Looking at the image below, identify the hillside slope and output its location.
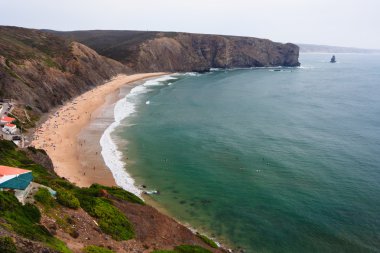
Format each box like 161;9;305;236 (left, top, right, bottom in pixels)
0;26;130;113
0;140;224;253
51;30;300;72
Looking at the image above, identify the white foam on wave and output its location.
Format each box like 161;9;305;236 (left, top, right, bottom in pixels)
177;72;200;77
100;75;176;197
210;68;222;71
297;65;315;69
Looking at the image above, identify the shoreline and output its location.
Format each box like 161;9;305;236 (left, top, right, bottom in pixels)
32;73;167;187
32;72;231;252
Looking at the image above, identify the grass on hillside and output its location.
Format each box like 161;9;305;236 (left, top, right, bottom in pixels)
196;234;218;248
0;140;144;247
34;187;56;209
151;245;212;253
82;245;115;253
0;191;71;253
73;186;135;241
0;236;17;253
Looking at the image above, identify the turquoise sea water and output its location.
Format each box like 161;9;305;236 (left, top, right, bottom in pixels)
114;54;380;252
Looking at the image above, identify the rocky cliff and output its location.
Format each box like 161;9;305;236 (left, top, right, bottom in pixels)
0;27;300;113
0;26;130;113
51;30;300;72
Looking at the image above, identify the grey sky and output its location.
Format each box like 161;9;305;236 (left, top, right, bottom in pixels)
1;0;379;49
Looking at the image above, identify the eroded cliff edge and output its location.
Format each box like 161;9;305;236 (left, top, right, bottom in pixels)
51;30;300;72
0;26;130;112
1;27;300;113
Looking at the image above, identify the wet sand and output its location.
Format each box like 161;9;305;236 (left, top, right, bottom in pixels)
32;73;166;187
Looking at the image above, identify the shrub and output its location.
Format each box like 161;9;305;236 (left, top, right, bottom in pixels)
34;187;55;208
74;188;134;241
51;178;76;190
57;189;80;209
87;184;144;205
83;245;115;253
27;146;38;154
0;192;70;253
197;234;218;248
174;245;212;253
0;236;17;253
23;203;41;223
69;230;80;239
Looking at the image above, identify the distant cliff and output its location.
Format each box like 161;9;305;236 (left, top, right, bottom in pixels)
0;26;130;113
50;30;300;72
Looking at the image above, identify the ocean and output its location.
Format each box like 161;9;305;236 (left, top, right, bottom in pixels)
102;54;380;253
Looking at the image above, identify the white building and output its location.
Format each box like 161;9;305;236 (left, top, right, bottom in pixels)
3;123;17;134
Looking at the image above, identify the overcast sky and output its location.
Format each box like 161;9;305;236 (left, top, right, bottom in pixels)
1;0;379;49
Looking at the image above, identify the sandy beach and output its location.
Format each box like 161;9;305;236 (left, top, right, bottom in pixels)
32;73;167;187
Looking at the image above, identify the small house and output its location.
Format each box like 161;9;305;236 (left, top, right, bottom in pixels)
0;116;16;126
3;123;17;134
0;165;33;204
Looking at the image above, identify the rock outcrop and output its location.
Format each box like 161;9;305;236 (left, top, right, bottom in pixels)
1;26;300;113
0;26;130;112
52;30;300;72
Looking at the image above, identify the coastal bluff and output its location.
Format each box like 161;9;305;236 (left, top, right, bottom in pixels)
50;30;301;72
0;26;131;113
1;26;300;113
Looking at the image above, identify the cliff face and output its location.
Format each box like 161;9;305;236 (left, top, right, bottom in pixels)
52;30;300;72
133;33;300;72
0;26;130;112
0;26;300;113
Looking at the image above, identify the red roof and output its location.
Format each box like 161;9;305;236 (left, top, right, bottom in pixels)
1;116;15;123
5;123;16;128
0;166;31;177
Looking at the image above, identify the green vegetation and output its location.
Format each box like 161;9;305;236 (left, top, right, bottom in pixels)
27;146;47;155
197;234;218;248
82;245;115;253
0;236;17;253
0;140;145;248
56;189;80;209
0;26;71;62
23;203;42;223
174;245;212;253
151;245;212;253
0;140;56;185
34;187;56;208
85;184;145;205
74;187;134;241
2;66;22;81
44;57;61;69
0;191;71;253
